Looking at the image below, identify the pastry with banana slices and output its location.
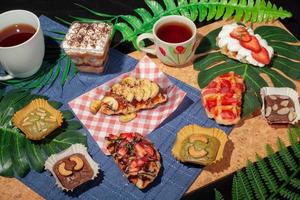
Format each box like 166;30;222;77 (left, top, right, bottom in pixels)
217;23;274;67
91;76;167;117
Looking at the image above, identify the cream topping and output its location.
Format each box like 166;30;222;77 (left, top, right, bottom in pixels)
62;22;112;55
217;23;274;67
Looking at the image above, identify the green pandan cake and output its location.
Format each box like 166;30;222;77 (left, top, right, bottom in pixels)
172;124;228;165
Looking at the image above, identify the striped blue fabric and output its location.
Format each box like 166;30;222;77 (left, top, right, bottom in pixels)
18;16;232;200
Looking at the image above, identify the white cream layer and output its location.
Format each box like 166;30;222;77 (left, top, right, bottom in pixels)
62;22;112;55
217;23;274;67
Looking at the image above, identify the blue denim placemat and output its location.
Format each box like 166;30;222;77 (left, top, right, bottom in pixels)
17;16;232;200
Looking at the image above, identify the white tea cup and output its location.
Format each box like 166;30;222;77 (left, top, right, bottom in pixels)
0;10;45;80
136;15;197;66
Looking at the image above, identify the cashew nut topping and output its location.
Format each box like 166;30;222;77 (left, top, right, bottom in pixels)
58;162;73;176
189;135;208;144
69;156;84;171
188;146;208;158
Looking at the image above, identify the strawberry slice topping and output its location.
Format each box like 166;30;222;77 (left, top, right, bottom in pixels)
144;145;155;157
137;158;146;166
220;79;232;93
251;47;270;65
117;147;128;156
134;143;147;158
221;110;236;120
128;159;140;173
120;132;135;142
206;99;217;110
221;96;238;105
240;36;261;53
229;26;251;42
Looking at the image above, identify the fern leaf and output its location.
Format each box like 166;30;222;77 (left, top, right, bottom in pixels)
266;144;289;181
145;0;164;16
121;15;143;31
276;138;298;172
71;0;292;50
163;0;179;15
223;0;236;20
113;22;135;41
255;153;278;193
246;160;267;199
234;0;246;21
214;189;224;200
236;171;254;200
214;0;226;20
279;188;300;200
290;178;300;190
189;0;199;21
134;8;153;23
232;175;241;200
288;129;300;160
207;0;218;21
198;0;208;22
178;0;191;19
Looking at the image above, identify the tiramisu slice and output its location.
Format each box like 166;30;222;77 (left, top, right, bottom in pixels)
62;22;112;74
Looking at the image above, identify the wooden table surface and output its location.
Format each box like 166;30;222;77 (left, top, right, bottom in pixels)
0;19;297;199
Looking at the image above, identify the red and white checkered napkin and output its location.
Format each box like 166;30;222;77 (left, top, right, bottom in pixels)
69;56;186;154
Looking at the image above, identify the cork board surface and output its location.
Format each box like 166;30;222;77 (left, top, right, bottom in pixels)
0;19;298;199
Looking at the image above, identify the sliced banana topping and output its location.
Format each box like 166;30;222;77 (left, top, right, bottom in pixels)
102;96;119;111
140;79;152;87
109;77;161;103
119;112;137;123
142;85;151;101
112;83;122;94
122;76;137;87
150;82;159;98
89;100;102;114
122;88;134;103
134;87;144;102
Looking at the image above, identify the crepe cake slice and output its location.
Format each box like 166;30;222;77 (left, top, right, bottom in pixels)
105;132;161;189
201;71;245;125
98;77;167;115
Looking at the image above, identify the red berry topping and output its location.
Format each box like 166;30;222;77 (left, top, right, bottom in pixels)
251;47;270;65
229;26;251;42
240;36;261;53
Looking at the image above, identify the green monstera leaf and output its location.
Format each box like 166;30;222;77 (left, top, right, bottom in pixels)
60;0;292;49
194;25;300;117
0;89;86;177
